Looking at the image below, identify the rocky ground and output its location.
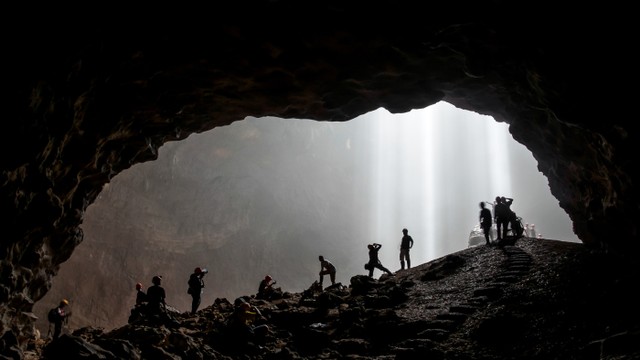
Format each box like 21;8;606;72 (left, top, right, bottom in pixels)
21;237;640;360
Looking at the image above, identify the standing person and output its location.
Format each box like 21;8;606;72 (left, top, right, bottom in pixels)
479;202;493;245
318;255;337;288
48;299;70;340
257;275;276;300
501;196;522;237
366;243;393;278
188;267;207;314
494;196;509;241
399;228;414;270
146;275;166;313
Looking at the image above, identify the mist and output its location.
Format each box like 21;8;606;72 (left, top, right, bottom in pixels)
35;101;578;332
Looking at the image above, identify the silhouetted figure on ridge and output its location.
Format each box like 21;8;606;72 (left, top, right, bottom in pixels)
318;255;337;288
129;282;148;324
494;196;509;242
366;243;393;278
257;275;276;300
479;202;493;245
501;196;515;224
399;228;414;270
188;267;207;314
146;275;166;314
135;282;147;305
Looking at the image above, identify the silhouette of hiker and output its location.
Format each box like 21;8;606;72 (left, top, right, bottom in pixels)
188;267;207;314
479;202;493;245
366;243;393;277
318;255;336;288
135;282;147;306
501;196;523;237
502;196;515;223
494;196;509;241
399;228;414;270
146;275;166;313
257;275;276;300
129;283;148;324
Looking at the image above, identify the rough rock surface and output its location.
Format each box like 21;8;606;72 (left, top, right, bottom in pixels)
1;2;639;356
21;238;640;359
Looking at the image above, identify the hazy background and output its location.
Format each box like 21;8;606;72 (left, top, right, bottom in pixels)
34;101;579;334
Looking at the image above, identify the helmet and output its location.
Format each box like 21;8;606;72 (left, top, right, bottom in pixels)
265;275;272;281
60;299;69;306
152;275;162;285
194;267;202;274
135;283;143;290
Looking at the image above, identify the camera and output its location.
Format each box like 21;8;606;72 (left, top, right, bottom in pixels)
202;268;209;274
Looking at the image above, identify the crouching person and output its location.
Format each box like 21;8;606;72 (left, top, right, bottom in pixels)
227;299;270;346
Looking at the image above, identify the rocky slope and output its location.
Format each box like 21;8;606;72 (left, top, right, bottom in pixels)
21;237;640;360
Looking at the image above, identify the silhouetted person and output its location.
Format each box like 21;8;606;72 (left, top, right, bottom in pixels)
257;275;276;300
399;228;414;270
479;202;493;245
48;299;70;340
135;282;147;305
227;300;270;345
318;255;336;288
129;282;148;324
494;196;509;241
502;196;515;224
146;275;166;313
366;243;393;277
188;267;207;314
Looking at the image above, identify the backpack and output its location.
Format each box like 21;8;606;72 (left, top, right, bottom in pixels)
47;308;59;323
188;274;201;292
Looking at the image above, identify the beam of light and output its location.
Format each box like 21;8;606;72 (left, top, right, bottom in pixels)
353;102;521;266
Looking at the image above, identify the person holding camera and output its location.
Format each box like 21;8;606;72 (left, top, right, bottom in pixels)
188;267;208;314
366;243;393;278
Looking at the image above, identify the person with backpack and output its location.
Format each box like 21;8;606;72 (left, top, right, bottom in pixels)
188;267;207;314
48;299;70;340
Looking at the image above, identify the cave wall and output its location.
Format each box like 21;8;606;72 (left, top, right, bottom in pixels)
1;2;638;354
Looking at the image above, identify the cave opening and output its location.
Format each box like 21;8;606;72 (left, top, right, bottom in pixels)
32;101;578;334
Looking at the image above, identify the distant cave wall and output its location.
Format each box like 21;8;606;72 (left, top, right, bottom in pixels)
1;5;638;354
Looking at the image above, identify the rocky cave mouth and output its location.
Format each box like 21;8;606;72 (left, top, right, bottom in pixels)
33;102;579;334
2;7;638;357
